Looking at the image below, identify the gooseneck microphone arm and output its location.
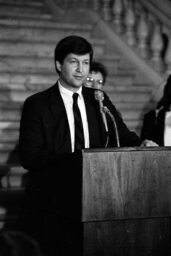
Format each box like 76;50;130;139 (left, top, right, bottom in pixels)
103;106;120;147
94;90;109;148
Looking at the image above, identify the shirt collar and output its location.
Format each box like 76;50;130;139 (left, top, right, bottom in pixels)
58;80;83;98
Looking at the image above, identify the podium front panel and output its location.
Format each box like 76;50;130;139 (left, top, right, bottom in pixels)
82;147;171;222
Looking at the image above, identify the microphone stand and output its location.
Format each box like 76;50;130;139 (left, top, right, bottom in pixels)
94;90;109;148
103;106;120;147
99;107;109;148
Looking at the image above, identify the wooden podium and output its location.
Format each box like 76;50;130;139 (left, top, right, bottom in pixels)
81;147;171;256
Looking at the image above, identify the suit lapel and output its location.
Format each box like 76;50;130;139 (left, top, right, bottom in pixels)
48;82;65;119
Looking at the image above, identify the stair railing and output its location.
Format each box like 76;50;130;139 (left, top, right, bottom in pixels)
48;0;171;100
52;0;171;73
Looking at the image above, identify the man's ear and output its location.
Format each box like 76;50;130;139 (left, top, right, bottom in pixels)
56;61;62;73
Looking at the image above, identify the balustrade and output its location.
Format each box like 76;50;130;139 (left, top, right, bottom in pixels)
165;35;171;74
124;1;136;46
112;0;124;34
150;23;165;72
52;0;171;77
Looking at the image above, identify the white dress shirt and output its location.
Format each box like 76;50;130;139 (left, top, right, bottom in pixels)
58;82;90;152
164;111;171;146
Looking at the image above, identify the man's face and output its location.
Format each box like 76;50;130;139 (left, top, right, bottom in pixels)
56;53;90;91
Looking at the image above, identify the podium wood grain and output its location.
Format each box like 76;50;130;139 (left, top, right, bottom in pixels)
82;147;171;256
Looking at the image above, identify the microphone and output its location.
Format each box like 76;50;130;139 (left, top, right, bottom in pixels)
103;106;120;147
94;90;108;133
94;90;120;147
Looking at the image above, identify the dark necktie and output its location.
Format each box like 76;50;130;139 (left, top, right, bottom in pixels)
73;93;85;151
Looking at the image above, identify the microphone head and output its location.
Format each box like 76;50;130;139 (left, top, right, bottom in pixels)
94;90;104;101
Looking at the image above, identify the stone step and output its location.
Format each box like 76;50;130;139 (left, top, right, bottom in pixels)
0;126;19;137
0;0;47;15
0;6;46;15
0;16;92;29
115;101;153;111
106;72;154;87
0;73;56;92
0;38;105;57
0;141;18;151
105;83;152;93
94;56;137;75
121;109;145;120
125;117;143;126
0;23;92;43
0;0;42;5
106;74;136;86
95;85;149;99
0;55;81;72
124;119;142;132
0;57;54;73
0;121;19;130
0;109;21;121
0;11;52;20
0;89;36;103
0;41;58;58
109;92;150;102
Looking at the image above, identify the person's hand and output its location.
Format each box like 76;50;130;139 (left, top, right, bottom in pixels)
140;139;159;147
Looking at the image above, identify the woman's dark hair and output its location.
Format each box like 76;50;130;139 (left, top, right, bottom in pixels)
54;35;94;74
90;61;108;84
0;230;42;256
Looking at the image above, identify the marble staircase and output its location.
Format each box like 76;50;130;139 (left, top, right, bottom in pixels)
0;0;158;228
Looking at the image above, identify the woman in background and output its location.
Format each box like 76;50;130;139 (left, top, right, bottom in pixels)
141;74;171;146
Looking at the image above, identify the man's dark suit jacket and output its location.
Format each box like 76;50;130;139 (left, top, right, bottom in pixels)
141;107;166;146
18;82;141;217
17;82;142;255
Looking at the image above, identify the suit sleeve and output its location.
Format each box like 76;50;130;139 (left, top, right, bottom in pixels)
140;110;156;141
103;93;142;147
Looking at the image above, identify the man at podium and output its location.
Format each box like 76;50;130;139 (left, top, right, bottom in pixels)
16;35;158;256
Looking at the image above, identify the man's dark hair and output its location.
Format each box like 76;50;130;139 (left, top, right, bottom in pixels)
90;61;108;84
54;35;94;74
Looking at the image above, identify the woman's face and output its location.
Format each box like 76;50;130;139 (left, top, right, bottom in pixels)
85;71;104;89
